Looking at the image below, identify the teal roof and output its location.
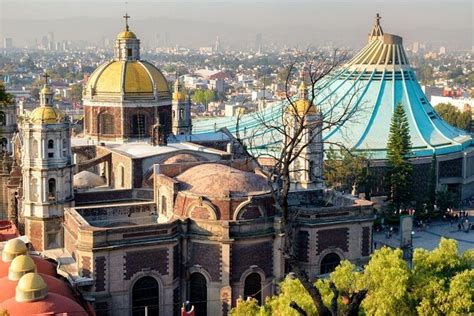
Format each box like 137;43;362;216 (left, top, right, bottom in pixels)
192;20;472;160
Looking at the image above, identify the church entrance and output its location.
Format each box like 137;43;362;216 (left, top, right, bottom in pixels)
189;272;207;316
132;276;159;316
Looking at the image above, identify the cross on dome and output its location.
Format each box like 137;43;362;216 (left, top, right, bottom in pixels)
123;12;131;31
42;72;50;85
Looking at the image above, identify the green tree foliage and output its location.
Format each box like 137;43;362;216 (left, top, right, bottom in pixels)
324;148;369;194
416;64;434;85
192;89;216;108
70;83;83;102
387;104;413;210
426;154;437;213
0;81;14;106
435;187;459;212
434;103;472;131
412;238;474;315
230;239;473;316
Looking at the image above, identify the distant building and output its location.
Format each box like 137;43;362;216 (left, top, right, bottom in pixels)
3;38;13;51
439;46;446;55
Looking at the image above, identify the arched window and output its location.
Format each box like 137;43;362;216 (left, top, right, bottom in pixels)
132;276;159;316
0;112;6;126
161;195;167;215
320;253;341;275
47;140;54;158
62;138;67;157
0;138;7;152
30;178;38;202
244;273;262;305
32;139;38;158
132;114;147;137
100;113;114;135
48;178;56;200
179;108;184;120
189;273;207;316
117;166;125;188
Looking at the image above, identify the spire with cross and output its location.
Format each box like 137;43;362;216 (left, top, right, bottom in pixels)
369;13;384;41
123;12;131;31
42;71;50;86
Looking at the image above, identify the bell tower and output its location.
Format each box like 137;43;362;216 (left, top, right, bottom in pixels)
171;78;192;135
286;68;324;191
21;73;74;251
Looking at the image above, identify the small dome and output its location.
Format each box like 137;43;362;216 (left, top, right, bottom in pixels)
73;170;106;189
176;163;269;197
29;106;64;124
117;30;137;39
40;86;52;94
2;239;27;262
290;99;317;115
85;60;170;98
9;255;36;281
163;153;205;164
16;273;48;302
0;292;88;315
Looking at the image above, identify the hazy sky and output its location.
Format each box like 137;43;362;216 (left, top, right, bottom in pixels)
1;0;472;49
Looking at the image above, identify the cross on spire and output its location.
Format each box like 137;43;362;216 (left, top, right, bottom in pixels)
123;12;131;31
375;13;381;25
42;72;50;85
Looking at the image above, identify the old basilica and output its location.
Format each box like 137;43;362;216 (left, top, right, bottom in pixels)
0;16;374;316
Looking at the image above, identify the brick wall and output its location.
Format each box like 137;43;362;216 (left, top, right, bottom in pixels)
81;256;92;278
124;248;169;280
189;242;221;281
316;228;349;254
297;231;309;262
231;241;273;282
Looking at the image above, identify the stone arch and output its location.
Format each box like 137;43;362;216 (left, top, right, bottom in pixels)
189;272;207;316
186;199;218;220
234;200;264;220
188;267;212;316
239;267;266;305
0;138;7;152
319;251;343;275
129;272;164;316
0;111;6;126
115;163;125;188
99;112;115;135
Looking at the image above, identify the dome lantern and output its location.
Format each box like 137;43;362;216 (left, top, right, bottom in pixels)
115;12;140;61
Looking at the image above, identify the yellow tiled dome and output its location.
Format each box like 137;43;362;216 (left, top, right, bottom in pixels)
2;239;27;262
29;106;64;124
40;86;52;95
117;30;137;39
85;60;170;98
292;99;317;115
9;255;36;280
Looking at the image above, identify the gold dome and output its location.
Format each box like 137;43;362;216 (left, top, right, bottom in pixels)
9;255;36;280
16;273;48;302
29;105;64;124
2;239;27;262
85;60;170;98
292;99;317;115
117;30;137;39
40;86;52;94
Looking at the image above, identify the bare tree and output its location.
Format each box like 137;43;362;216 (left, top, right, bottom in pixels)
234;50;368;315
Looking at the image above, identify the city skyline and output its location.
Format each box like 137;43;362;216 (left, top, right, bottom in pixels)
1;1;472;50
